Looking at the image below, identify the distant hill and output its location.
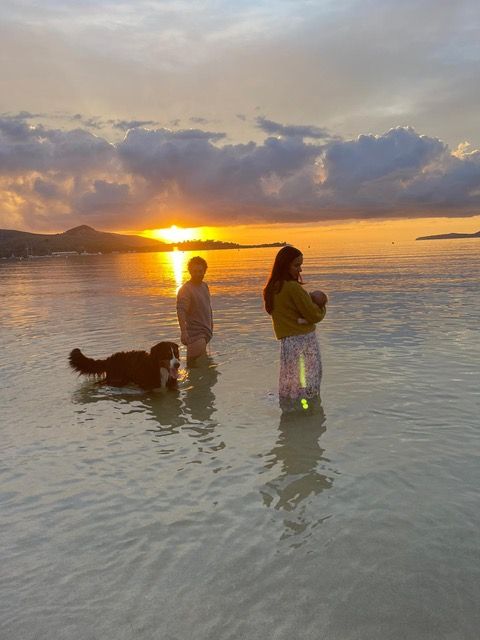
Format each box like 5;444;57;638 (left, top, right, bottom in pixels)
0;225;286;258
416;230;480;240
0;225;165;257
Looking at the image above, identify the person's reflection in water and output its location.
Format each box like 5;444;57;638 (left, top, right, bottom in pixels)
261;399;333;540
174;355;221;462
182;354;219;425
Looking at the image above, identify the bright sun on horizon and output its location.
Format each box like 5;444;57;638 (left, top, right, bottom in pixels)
141;225;204;244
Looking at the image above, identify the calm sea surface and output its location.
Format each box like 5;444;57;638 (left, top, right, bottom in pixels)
1;238;479;639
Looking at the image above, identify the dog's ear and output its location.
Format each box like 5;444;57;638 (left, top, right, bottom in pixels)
150;343;167;361
171;342;180;358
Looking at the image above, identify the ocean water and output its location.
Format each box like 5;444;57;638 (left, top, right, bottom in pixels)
1;239;479;640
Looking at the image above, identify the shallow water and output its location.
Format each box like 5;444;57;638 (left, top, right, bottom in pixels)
1;239;479;639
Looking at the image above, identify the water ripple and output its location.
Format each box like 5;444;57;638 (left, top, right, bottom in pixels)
1;244;479;639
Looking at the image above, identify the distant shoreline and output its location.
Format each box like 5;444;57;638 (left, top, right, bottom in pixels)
416;230;480;240
1;243;287;260
0;225;286;258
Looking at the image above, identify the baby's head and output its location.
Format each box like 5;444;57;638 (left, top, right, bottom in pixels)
310;290;328;308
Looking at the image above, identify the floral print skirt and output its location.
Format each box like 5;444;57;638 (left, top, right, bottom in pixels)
279;331;322;401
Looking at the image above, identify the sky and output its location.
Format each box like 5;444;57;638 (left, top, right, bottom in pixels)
1;0;480;240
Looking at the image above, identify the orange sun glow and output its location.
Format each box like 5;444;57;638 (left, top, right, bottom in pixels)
142;225;199;243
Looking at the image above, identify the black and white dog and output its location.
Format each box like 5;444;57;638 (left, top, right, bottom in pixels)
69;341;180;390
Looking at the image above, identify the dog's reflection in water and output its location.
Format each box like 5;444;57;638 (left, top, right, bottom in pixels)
145;355;219;438
261;399;334;540
72;354;218;426
71;380;150;405
145;389;184;433
71;379;182;429
148;356;220;461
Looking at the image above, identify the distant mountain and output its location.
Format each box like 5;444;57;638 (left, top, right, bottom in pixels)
0;225;286;258
0;225;164;257
416;230;480;240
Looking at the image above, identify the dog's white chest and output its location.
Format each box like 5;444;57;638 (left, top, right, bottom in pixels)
160;367;169;388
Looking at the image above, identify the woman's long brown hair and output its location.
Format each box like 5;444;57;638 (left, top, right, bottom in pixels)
263;245;303;314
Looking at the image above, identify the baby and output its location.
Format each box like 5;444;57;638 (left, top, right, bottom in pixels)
298;290;328;324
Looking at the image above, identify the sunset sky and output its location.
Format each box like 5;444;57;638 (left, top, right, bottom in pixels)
1;0;480;243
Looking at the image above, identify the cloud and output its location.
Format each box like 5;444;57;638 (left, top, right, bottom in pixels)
0;116;114;174
112;119;157;131
2;0;479;152
314;128;480;216
0;116;34;141
189;117;210;125
33;177;62;199
117;127;320;220
74;180;132;215
256;117;333;140
70;114;105;130
1;114;480;231
324;127;447;189
1;110;45;121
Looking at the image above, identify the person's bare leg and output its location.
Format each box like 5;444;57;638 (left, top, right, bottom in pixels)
186;337;207;364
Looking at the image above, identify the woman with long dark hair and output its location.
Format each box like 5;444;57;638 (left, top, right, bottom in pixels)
263;245;327;407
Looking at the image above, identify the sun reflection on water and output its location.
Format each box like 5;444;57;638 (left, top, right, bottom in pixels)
170;248;186;293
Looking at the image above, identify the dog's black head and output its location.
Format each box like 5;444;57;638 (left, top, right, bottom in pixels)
150;341;181;383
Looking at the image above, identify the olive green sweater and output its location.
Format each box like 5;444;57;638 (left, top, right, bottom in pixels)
271;280;326;339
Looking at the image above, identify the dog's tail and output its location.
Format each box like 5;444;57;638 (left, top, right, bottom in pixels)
69;348;107;377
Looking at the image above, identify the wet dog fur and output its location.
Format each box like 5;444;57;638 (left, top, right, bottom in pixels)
69;341;180;390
